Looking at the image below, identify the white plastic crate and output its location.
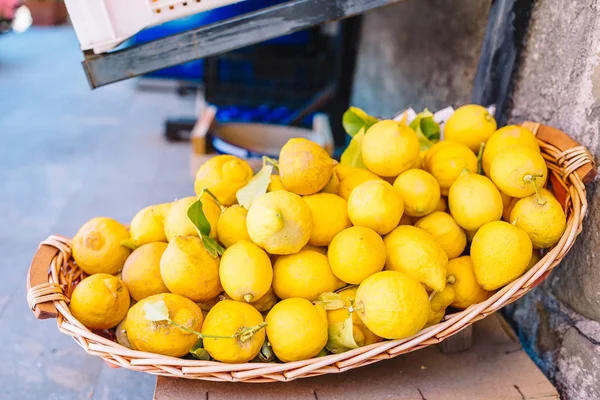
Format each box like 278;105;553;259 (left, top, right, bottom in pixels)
64;0;243;54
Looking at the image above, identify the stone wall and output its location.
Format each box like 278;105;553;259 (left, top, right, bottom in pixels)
505;0;600;399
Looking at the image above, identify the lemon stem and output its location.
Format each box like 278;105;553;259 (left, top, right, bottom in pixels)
243;294;254;303
446;275;456;285
428;291;437;301
201;188;226;212
476;142;485;175
263;156;279;172
237;322;268;343
523;174;547;205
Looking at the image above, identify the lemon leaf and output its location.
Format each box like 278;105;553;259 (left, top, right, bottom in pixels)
201;236;225;258
326;314;359;354
143;300;170;322
187;198;211;237
236;164;273;210
314;292;346;311
340;128;367;169
189;339;211;360
120;238;138;251
316;348;330;357
259;341;275;362
343;107;379;137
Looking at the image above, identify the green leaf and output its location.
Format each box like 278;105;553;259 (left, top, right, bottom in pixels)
187;198;211;237
409;109;440;152
201;236;225;258
340;128;367;169
259;341;275;362
189;339;211;360
326;314;359;354
342;107;379;137
420;117;441;141
236;164;273;210
143;300;170;322
314;292;346;311
120;238;138;251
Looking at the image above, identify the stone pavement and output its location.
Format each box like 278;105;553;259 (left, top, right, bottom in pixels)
0;27;196;399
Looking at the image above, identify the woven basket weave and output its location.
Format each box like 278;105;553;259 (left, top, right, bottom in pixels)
26;122;596;383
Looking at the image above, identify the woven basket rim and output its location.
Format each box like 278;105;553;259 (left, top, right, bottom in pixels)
27;122;595;382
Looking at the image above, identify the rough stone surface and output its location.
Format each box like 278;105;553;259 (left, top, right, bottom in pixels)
506;0;600;398
351;0;490;117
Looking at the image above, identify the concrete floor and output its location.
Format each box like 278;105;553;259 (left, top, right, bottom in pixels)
0;27;197;399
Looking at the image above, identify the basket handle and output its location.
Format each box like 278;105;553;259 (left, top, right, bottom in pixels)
26;242;62;320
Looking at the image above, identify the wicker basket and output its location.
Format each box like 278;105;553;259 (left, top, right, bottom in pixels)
26;122;596;383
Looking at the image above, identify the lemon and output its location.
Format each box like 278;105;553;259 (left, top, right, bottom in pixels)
194;155;254;206
279;138;336;195
510;188;566;249
361;120;420;177
202;300;266;363
219;240;273;303
122;242;170;302
384;225;448;292
471;221;533;290
160;236;222;302
500;192;516;221
69;273;130;330
320;172;340;194
126;293;203;357
528;249;542;271
303;193;351;246
415;211;466;259
266;298;328;362
466;229;477;243
435;196;448;212
273;250;342;301
347;180;404;235
444;105;497;152
164;195;220;241
129;203;171;246
490;146;548;198
196;292;229;312
267;175;286;192
216;205;250;248
334;164;382;200
355;271;429;339
448;170;503;231
393;169;440;217
424;141;478;195
427;286;455;326
482;125;540;176
246;191;312;255
72;217;131;275
301;244;327;255
115;318;132;349
328;226;386;284
398;214;414;226
447;256;490;309
327;287;381;346
249;286;279;313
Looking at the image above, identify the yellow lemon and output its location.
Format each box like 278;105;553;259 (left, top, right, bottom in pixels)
427;286;455;326
510;188;566;249
246;191;312;255
194;155;254;206
444;104;497;152
347;180;404;235
265;298;328;362
249;286;279;313
471;221;533;290
202;300;266;363
448;170;503;231
482;125;540;176
72;217;131;275
129;203;171;246
328;226;386;284
216;205;250;248
435;196;448;212
398;214;414;226
528;249;542;271
273;250;342;301
219;240;273;303
355;271;429;339
361;120;420;177
334;164;382;200
279;138;336;195
301;244;327;255
320;172;340;194
384;225;448;292
424;141;478;195
122;242;170;302
115;317;132;349
393;169;440;217
69;273;130;330
490;146;548;198
267;175;286;192
415;211;466;259
126;293;203;357
303;193;351;246
327;287;381;347
160;236;222;302
164;195;220;241
196;292;229;312
447;256;490;309
500;192;516;221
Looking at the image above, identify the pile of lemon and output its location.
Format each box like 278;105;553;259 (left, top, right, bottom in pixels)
67;104;567;364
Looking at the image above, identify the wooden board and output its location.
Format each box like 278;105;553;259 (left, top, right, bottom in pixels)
153;315;558;400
